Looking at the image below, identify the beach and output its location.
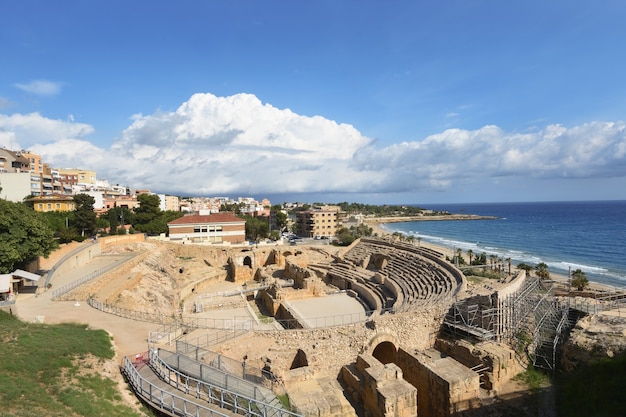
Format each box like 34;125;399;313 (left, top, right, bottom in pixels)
366;217;613;292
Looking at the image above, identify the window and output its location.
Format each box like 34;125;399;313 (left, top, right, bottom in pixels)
56;203;61;209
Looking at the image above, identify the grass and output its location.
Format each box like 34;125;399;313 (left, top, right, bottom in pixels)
0;310;152;417
514;367;551;392
554;352;626;417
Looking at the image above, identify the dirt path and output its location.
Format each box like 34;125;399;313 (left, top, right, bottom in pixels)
15;255;160;359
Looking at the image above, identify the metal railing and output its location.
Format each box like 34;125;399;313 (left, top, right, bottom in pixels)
88;297;178;324
51;264;122;300
150;349;301;417
121;354;233;417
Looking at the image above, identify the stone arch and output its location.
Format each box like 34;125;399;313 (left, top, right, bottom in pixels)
290;348;309;370
372;341;397;364
366;331;400;365
243;256;253;269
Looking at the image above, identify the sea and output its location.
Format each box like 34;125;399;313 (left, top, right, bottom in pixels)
380;200;626;289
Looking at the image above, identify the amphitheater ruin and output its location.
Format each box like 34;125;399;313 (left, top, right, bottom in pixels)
41;233;623;417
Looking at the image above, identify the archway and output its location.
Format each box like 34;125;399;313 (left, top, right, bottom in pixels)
372;341;397;365
243;256;253;269
290;349;309;370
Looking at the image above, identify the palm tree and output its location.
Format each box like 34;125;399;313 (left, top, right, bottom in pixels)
517;263;534;277
456;248;464;265
467;249;474;265
535;262;550;280
489;254;497;270
571;269;589;291
506;257;512;275
406;235;415;245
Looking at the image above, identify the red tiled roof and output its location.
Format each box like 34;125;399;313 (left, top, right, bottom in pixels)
167;212;245;225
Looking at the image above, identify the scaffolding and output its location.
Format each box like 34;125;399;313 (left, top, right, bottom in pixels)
443;277;572;370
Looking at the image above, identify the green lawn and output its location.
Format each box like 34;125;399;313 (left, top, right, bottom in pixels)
0;310;152;417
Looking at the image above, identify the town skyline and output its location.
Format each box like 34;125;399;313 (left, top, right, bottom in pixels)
2;2;626;204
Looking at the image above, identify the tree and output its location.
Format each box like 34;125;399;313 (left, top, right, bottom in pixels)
134;194;161;226
245;216;269;242
0;200;57;273
535;262;550;280
73;194;97;237
467;249;474;265
571;269;589;291
517;263;534;276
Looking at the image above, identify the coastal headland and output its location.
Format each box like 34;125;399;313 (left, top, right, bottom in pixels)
365;213;498;224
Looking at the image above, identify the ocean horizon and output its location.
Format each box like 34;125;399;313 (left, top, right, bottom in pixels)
380;200;626;288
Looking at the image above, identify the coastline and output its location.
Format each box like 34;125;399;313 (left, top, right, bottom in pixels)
365;217;615;292
365;214;498;224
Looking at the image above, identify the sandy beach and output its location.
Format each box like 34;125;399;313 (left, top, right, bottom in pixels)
365;217;615;292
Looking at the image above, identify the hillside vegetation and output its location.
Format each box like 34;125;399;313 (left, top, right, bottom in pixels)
0;310;151;417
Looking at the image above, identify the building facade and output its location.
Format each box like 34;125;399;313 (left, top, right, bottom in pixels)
295;206;342;238
29;194;76;212
167;212;246;244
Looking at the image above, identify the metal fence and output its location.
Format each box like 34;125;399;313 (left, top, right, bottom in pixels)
176;342;275;389
152;349;300;417
50;265;118;300
121;355;233;417
88;297;178;324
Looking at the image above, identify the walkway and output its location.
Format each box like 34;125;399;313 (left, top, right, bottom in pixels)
14;254;161;357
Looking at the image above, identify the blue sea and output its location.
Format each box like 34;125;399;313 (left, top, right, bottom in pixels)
380;201;626;288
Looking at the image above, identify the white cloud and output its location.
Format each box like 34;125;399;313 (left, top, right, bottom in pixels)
14;80;63;96
2;93;626;199
0;113;94;149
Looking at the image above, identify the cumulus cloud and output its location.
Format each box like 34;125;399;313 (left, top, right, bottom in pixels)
2;92;626;198
14;80;63;96
354;122;626;192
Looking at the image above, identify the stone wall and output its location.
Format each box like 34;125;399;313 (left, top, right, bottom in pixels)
340;353;417;417
397;348;481;417
435;338;522;392
60;250;152;301
101;233;145;249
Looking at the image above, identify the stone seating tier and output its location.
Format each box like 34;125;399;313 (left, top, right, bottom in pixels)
341;238;463;312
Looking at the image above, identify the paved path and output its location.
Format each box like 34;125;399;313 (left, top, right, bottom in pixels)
14;256;160;358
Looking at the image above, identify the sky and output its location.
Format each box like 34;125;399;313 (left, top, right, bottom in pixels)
1;1;626;205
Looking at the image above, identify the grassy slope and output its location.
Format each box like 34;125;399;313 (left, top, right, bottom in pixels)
0;310;151;417
555;351;626;417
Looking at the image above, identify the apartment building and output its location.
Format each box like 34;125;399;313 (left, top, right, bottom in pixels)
158;194;180;212
295;205;343;238
0;149;72;201
58;168;97;190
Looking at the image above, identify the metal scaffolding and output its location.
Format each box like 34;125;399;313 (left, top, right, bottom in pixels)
443;277;572;370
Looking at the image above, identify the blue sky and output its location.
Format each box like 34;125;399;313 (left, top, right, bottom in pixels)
1;1;626;204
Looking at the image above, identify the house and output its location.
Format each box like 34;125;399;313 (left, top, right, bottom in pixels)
167;212;246;244
27;194;76;212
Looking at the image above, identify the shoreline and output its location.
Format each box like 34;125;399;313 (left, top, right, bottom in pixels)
365;214;498;224
365;217;619;293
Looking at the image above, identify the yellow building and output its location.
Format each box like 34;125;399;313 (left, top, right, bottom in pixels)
28;194;76;212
